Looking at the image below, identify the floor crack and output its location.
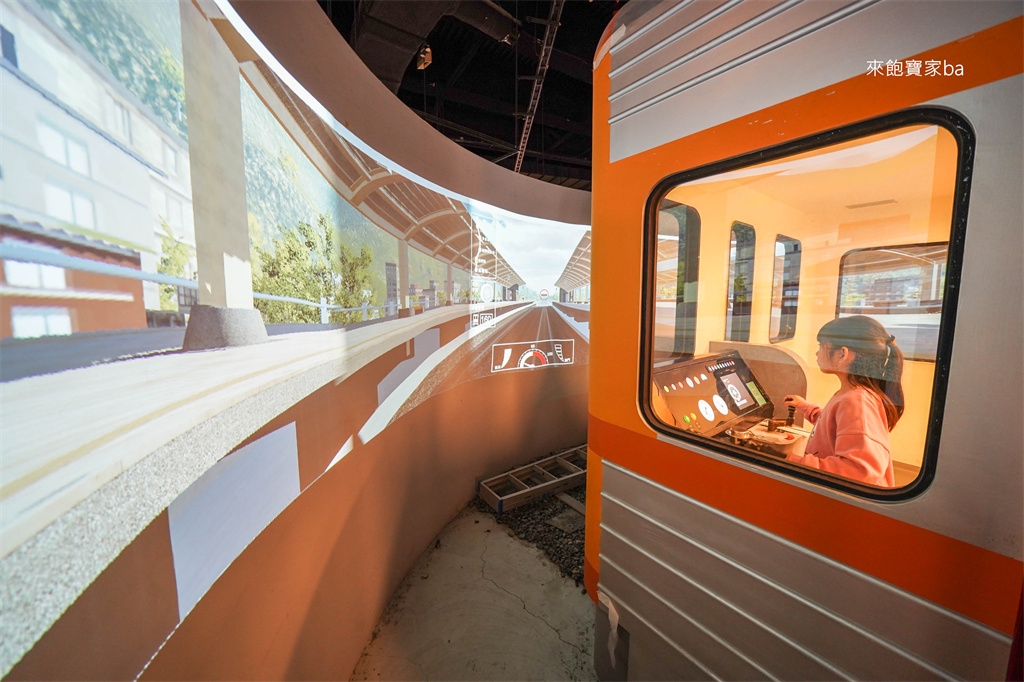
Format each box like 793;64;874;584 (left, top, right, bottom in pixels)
479;534;584;655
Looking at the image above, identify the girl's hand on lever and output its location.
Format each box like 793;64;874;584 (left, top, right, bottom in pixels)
784;395;808;411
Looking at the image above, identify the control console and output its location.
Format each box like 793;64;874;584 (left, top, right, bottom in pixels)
652;350;808;457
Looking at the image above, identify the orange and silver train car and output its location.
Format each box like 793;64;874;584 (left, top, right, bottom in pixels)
586;1;1023;679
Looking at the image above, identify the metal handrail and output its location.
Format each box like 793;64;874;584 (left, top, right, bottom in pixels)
0;241;427;322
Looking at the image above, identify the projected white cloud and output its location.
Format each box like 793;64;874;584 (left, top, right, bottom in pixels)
465;201;588;294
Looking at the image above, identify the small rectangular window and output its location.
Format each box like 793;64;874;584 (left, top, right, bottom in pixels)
38;123;67;166
770;235;800;343
72;194;95;229
653;203;700;359
838;243;947;362
38;121;90;176
67;139;89;175
44;182;94;228
4;260;42;288
11;307;72;338
107;98;131;141
163;141;178;175
44;183;74;223
725;222;755;342
5;260;66;290
2;25;18;68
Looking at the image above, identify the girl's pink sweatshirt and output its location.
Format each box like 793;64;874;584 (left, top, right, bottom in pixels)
788;387;895;488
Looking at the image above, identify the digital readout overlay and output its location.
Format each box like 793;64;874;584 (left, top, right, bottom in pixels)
491;339;574;372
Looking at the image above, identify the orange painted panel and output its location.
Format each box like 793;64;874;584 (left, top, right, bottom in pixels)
590;415;1023;635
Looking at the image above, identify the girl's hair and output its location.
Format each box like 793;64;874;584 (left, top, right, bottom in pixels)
818;315;905;430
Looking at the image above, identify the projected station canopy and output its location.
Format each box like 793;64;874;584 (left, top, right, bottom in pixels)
244;61;525;289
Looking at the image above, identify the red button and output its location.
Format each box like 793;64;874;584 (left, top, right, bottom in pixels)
785;435;794;440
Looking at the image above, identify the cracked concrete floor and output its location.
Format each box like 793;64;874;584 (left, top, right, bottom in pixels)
351;506;596;681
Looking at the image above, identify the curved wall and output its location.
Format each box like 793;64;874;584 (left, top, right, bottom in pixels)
0;1;592;679
229;0;591;227
7;306;587;681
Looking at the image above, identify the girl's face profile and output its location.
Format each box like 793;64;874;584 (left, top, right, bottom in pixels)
816;342;852;374
815;342;833;372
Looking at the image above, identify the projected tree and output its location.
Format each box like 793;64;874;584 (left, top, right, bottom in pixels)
252;213;374;324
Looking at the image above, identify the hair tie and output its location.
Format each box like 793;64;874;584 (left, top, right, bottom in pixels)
883;338;893;377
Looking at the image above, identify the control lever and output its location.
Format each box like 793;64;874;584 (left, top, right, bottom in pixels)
765;405;796;432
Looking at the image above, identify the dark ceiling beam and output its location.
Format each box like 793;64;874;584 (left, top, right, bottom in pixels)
547;130;575;153
520;164;593;186
403;79;588;135
515;34;592;84
517;160;591;178
446;34;483;89
414;110;515;151
456;138;590;167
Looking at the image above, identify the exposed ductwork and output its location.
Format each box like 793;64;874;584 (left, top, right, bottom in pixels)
352;0;520;93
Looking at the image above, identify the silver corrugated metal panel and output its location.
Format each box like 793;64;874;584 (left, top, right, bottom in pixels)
610;0;868;119
598;461;1011;680
605;0;1023;162
614;0;872;117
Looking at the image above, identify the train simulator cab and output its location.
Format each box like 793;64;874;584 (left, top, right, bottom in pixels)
652;350;810;459
585;2;1023;680
632;114;978;495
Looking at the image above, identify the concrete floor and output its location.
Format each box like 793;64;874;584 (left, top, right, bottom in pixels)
351;506;597;681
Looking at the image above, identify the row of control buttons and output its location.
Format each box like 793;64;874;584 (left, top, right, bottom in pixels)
662;372;709;393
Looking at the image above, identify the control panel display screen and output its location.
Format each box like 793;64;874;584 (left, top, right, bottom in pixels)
720;372;754;410
652;350;773;437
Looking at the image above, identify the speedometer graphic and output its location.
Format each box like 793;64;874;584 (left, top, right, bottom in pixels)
491;340;573;373
518;349;548;368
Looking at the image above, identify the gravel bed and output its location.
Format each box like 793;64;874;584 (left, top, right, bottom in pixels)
472;482;587;587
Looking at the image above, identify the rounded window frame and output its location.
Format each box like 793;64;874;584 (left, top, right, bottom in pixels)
638;107;975;502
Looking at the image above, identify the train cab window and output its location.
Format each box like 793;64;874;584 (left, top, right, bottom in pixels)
769;236;801;342
725;223;755;342
837;243;947;362
653;203;700;358
642;113;970;498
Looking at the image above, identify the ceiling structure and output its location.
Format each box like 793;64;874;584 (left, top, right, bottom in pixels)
317;0;627;191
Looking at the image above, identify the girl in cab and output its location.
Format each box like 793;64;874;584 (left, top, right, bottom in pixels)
785;316;905;487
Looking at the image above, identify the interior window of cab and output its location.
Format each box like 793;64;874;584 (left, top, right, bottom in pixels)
726;223;755;342
643;117;965;496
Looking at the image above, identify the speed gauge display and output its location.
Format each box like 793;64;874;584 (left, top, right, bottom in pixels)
491;340;574;373
518;349;548;368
